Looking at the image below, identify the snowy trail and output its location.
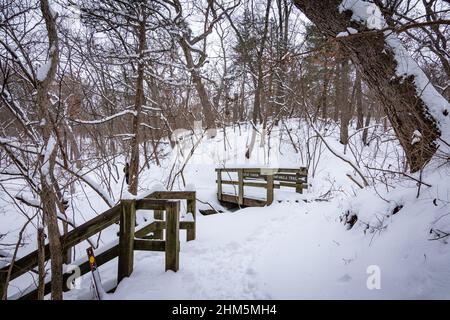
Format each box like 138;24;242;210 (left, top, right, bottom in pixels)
104;197;450;300
111;204;304;299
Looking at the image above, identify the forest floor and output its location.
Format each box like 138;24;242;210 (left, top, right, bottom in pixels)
3;119;450;299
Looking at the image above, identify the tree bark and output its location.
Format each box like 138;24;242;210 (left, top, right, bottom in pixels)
320;67;332;119
37;227;46;300
179;39;216;136
246;0;272;159
37;0;63;300
355;70;363;129
338;59;350;145
129;15;146;195
292;0;447;172
333;63;341;122
362;103;372;145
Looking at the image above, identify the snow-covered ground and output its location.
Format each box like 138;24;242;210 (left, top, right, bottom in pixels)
2;119;450;299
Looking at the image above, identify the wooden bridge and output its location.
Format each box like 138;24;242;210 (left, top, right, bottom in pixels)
216;167;308;207
0;190;196;300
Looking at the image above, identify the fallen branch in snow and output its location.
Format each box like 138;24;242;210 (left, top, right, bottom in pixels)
429;228;450;242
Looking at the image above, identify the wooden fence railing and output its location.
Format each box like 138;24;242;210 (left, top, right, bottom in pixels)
216;167;307;206
0;190;196;300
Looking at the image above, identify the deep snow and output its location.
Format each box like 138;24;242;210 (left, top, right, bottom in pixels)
2;119;450;299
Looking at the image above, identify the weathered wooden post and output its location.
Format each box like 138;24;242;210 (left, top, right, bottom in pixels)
295;170;303;194
266;173;274;205
217;169;222;201
153;210;164;240
238;169;244;205
186;193;196;241
118;199;136;282
165;201;180;272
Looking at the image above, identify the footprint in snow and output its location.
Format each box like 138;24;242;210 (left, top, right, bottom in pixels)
338;274;352;282
246;267;257;275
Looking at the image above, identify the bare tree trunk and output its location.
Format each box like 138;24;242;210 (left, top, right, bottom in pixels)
319;67;332;120
129;16;146;195
333;63;341;122
239;73;246;122
37;0;63;300
362;103;372;145
355;70;363;129
246;0;272;159
179;40;216;135
292;0;447;172
37;227;46;300
339;59;350;145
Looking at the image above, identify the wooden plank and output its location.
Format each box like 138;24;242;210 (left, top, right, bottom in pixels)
217;180;266;188
134;239;165;252
216;167;307;174
135;199;168;211
165;201;180;272
147;191;195;200
134;220;193;239
238;169;244;205
267;174;274;205
217;170;222;201
243;197;267;207
180;221;195;230
296;172;303;194
1;204;122;282
134;220;165;239
118;200;136;283
220;194;267;207
218;179;307;190
220;193;239;204
277;181;308;189
62;205;122;250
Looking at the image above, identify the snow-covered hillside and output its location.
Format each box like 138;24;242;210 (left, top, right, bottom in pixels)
2;119;450;299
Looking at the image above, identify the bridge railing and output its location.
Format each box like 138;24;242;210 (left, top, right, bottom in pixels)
215;167;307;206
0;190;196;300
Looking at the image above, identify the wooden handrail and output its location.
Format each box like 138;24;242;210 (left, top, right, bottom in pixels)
216;167;308;207
0;204;122;283
143;191;196;241
1;190;196;300
215;167;307;173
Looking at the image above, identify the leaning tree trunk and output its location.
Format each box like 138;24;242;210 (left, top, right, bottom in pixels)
292;0;449;172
